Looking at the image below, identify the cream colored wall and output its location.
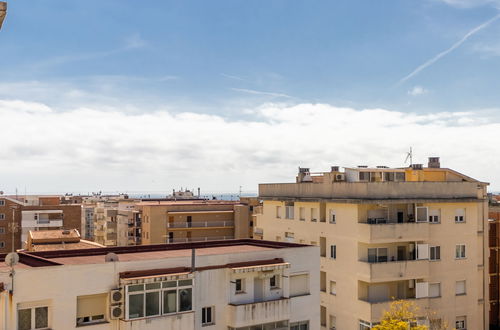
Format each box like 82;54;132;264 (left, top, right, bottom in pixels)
258;199;488;329
0;245;319;329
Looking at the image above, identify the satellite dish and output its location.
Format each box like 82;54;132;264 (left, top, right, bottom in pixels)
5;252;19;267
105;252;119;262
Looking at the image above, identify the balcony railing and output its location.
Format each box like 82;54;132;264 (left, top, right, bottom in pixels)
167;221;234;228
358;222;429;243
167;236;234;243
357;259;429;282
227;298;290;328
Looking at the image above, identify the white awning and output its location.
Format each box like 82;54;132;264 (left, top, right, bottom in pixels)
120;272;193;284
231;262;290;274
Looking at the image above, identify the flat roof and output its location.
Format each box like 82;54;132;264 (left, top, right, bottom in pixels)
139;200;242;206
0;239;307;269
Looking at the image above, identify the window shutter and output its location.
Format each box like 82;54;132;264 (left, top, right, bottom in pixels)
290;274;309;297
416;282;429;298
77;294;107;318
417;244;429;260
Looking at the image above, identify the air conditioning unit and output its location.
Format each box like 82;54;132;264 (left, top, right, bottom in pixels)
110;305;124;320
335;174;345;181
110;288;124;305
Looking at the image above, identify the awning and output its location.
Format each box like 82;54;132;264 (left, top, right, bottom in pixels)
120;271;193;285
231;262;290;273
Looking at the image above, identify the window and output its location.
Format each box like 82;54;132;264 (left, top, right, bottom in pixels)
0;227;5;234
76;294;106;326
0;214;4;220
229;321;289;330
430;246;441;261
329;210;336;224
455;316;466;329
456;280;466;295
359;172;370;181
320;271;327;292
330;281;336;295
359;319;372;330
428;209;440;223
18;306;49;330
285;205;294;219
290;273;309;297
330;245;336;259
429;283;441;298
291;320;309;330
270;275;280;289
311;208;318;222
368;248;388;263
0;242;4;248
126;279;193;320
0;200;4;206
235;279;245;293
201;306;215;326
416;207;428;222
275;206;282;219
299;207;305;221
455;209;465;223
456;244;466;259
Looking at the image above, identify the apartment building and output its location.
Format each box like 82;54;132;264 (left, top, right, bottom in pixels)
256;158;489;330
0;239;319;329
490;204;500;329
140;200;252;244
0;196;23;252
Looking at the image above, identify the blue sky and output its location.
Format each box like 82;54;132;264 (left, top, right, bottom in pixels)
1;0;500;193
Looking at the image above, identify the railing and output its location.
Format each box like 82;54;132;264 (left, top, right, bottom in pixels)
167;221;234;228
167;236;234;243
227;298;290;328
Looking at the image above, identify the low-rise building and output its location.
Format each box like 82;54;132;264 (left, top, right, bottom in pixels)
23;229;104;252
0;239;319;329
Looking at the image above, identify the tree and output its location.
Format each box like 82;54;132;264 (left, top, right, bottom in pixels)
372;300;445;330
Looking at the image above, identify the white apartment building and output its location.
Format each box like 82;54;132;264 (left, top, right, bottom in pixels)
256;158;489;329
0;239;319;329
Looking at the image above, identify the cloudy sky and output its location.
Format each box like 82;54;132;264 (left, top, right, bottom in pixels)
1;0;500;194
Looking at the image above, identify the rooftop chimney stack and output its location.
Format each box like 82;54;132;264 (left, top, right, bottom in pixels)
428;157;440;168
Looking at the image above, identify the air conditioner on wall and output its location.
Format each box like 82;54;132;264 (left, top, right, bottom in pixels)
110;288;124;304
110;305;124;320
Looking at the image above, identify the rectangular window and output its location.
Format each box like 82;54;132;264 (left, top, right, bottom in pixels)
456;244;466;259
455;316;466;330
428;209;440;223
290;274;309;297
329;210;336;224
201;306;214;326
0;228;5;234
0;242;4;248
330;281;336;295
311;208;318;222
0;200;4;206
235;279;245;293
416;207;428;222
299;207;305;221
290;320;309;330
270;275;280;289
0;214;4;220
430;246;440;261
127;279;192;320
429;283;441;298
276;206;282;219
455;209;465;223
76;293;106;326
18;306;49;330
359;172;370;181
331;245;336;259
456;280;466;295
368;248;387;263
285;205;294;219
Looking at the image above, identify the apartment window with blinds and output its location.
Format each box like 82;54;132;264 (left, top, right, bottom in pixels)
430;246;440;261
329;210;336;224
290;274;309;297
455;244;466;259
126;279;192;320
428;209;440;223
0;200;4;206
285;205;294;219
455;316;466;329
201;306;215;326
299;207;305;221
330;281;336;295
429;283;441;298
330;245;336;259
0;213;4;220
456;280;466;295
76;294;106;326
17;304;49;330
455;209;465;223
276;206;282;219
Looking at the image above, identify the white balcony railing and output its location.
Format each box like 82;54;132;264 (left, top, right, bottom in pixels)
167;221;234;228
227;298;290;328
167;236;234;243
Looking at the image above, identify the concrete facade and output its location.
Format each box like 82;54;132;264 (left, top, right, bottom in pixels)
0;239;319;330
256;160;489;330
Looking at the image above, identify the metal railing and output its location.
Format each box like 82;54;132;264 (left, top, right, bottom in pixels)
167;236;234;243
167;221;234;228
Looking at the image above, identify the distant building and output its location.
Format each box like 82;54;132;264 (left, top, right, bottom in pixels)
139;200;253;245
23;228;104;252
489;202;500;329
0;239;319;329
256;157;489;329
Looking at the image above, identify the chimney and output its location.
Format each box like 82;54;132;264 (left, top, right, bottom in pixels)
331;166;339;172
428;157;440;168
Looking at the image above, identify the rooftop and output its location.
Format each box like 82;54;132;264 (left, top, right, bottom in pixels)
0;239;306;269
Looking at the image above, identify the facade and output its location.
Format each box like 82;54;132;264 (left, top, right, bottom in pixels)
490;205;500;329
0;239;319;329
93;199;140;247
256;158;489;329
23;229;104;252
0;196;23;252
140;200;252;245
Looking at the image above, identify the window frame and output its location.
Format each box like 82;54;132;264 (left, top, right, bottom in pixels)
201;306;215;326
455;244;466;259
235;278;245;294
17;305;50;330
330;245;336;260
0;213;5;220
456;280;466;296
455;316;466;330
269;275;280;290
429;246;441;261
329;210;336;224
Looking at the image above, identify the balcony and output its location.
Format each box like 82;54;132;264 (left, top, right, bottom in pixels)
227;298;290;328
358;222;429;243
357;260;429;282
167;236;234;243
167;221;234;229
357;297;434;322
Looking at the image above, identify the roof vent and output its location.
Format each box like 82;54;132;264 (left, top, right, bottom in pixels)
105;252;119;262
411;164;423;170
376;166;389;168
428;157;440;168
298;167;310;173
357;165;368;168
331;166;339;172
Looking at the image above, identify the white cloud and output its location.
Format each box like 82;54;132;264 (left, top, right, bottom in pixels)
0;100;499;193
408;86;429;96
439;0;500;8
230;88;293;99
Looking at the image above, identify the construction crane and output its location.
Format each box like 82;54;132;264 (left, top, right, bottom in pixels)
0;2;6;30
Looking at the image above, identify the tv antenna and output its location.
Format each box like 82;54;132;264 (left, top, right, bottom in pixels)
5;252;19;293
404;147;413;166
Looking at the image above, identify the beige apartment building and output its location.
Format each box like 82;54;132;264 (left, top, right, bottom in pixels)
256;158;489;330
0;239;319;329
140;200;252;244
93;198;140;247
